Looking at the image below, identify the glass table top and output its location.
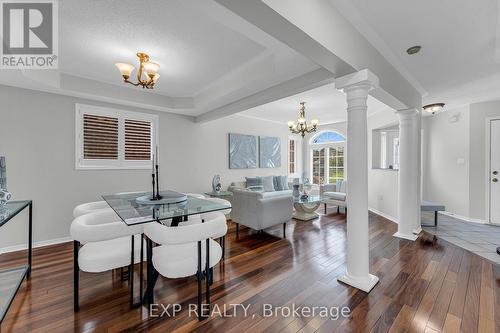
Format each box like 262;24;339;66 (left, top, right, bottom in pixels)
0;266;28;323
294;195;322;204
102;191;231;226
0;201;31;227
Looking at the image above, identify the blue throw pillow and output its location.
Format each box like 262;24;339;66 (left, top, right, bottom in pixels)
246;177;262;188
273;176;283;191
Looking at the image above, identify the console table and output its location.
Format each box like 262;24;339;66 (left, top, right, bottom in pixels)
0;200;33;326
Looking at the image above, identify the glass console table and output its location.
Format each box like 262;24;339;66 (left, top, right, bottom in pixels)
0;200;33;325
293;195;322;221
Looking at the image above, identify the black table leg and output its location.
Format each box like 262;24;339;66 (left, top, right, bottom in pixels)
28;201;32;278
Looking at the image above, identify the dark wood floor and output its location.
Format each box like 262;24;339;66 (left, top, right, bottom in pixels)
1;210;500;333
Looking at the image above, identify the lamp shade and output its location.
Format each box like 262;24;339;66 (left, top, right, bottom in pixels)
115;63;134;77
151;73;160;84
311;119;319;126
143;62;160;76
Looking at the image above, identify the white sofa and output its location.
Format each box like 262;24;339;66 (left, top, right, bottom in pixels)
320;180;347;214
230;186;293;237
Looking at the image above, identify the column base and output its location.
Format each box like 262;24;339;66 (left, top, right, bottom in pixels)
393;231;418;241
337;272;379;293
413;227;422;234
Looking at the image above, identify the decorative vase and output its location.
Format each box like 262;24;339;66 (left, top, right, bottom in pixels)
212;175;222;193
0;189;11;208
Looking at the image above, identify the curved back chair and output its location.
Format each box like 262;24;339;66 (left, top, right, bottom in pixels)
73;201;111;218
143;212;227;320
201;198;231;258
70;209;145;311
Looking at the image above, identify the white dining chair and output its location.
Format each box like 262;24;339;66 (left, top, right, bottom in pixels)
73;201;111;218
70;209;145;311
143;211;227;320
203;197;231;259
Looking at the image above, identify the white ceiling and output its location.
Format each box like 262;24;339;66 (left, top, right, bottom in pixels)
330;0;500;109
241;83;389;124
60;0;265;97
0;0;321;117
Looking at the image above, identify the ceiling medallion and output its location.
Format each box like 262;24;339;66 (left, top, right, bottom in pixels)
115;53;160;89
288;102;319;138
423;103;445;114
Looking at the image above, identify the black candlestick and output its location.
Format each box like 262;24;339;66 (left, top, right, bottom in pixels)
152;173;156;199
155;164;162;200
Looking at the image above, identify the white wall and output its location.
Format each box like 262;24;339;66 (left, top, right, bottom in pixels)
0;85;289;250
422;106;470;217
367;110;399;221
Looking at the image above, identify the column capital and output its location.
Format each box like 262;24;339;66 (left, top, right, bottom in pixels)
395;108;419;119
335;69;380;91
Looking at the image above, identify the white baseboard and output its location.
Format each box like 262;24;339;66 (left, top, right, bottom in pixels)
368;208;398;224
438;211;486;224
0;236;72;255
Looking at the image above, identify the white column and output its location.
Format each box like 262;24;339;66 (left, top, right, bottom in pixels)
394;109;419;241
336;69;379;293
413;111;422;234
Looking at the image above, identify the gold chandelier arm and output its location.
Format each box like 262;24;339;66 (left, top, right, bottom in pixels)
124;79;141;87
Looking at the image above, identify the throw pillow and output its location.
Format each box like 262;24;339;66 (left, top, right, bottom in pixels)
273;176;283;191
246;177;262;188
280;176;289;190
261;175;275;192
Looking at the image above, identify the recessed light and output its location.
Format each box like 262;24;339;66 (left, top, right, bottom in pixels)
423;103;445;114
406;45;421;55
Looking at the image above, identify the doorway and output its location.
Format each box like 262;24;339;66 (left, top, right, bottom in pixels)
488;118;500;224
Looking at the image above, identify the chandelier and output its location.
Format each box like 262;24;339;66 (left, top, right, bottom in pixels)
288;102;319;137
115;53;160;89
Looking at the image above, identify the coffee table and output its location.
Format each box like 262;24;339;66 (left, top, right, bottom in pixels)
293;195;321;221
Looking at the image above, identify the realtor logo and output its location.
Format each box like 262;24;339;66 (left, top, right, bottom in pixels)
1;0;58;69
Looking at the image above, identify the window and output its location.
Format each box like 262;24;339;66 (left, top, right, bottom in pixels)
289;139;296;174
76;104;158;170
310;131;345;185
392;137;400;169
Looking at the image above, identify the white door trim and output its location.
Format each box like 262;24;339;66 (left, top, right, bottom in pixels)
485;117;500;224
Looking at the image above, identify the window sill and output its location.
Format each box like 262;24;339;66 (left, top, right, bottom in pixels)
75;165;152;171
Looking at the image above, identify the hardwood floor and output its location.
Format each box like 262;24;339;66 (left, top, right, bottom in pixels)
1;211;499;333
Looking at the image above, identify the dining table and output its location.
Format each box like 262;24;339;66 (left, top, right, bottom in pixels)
101;191;230;306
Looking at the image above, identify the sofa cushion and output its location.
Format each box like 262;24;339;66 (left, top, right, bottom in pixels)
273;176;283;191
262;176;275;192
336;180;347;193
245;177;262;188
246;185;264;192
260;189;293;199
323;192;346;201
280;176;290;190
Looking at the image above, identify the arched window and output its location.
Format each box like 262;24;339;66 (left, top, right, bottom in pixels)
310;131;345;185
312;131;345;144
